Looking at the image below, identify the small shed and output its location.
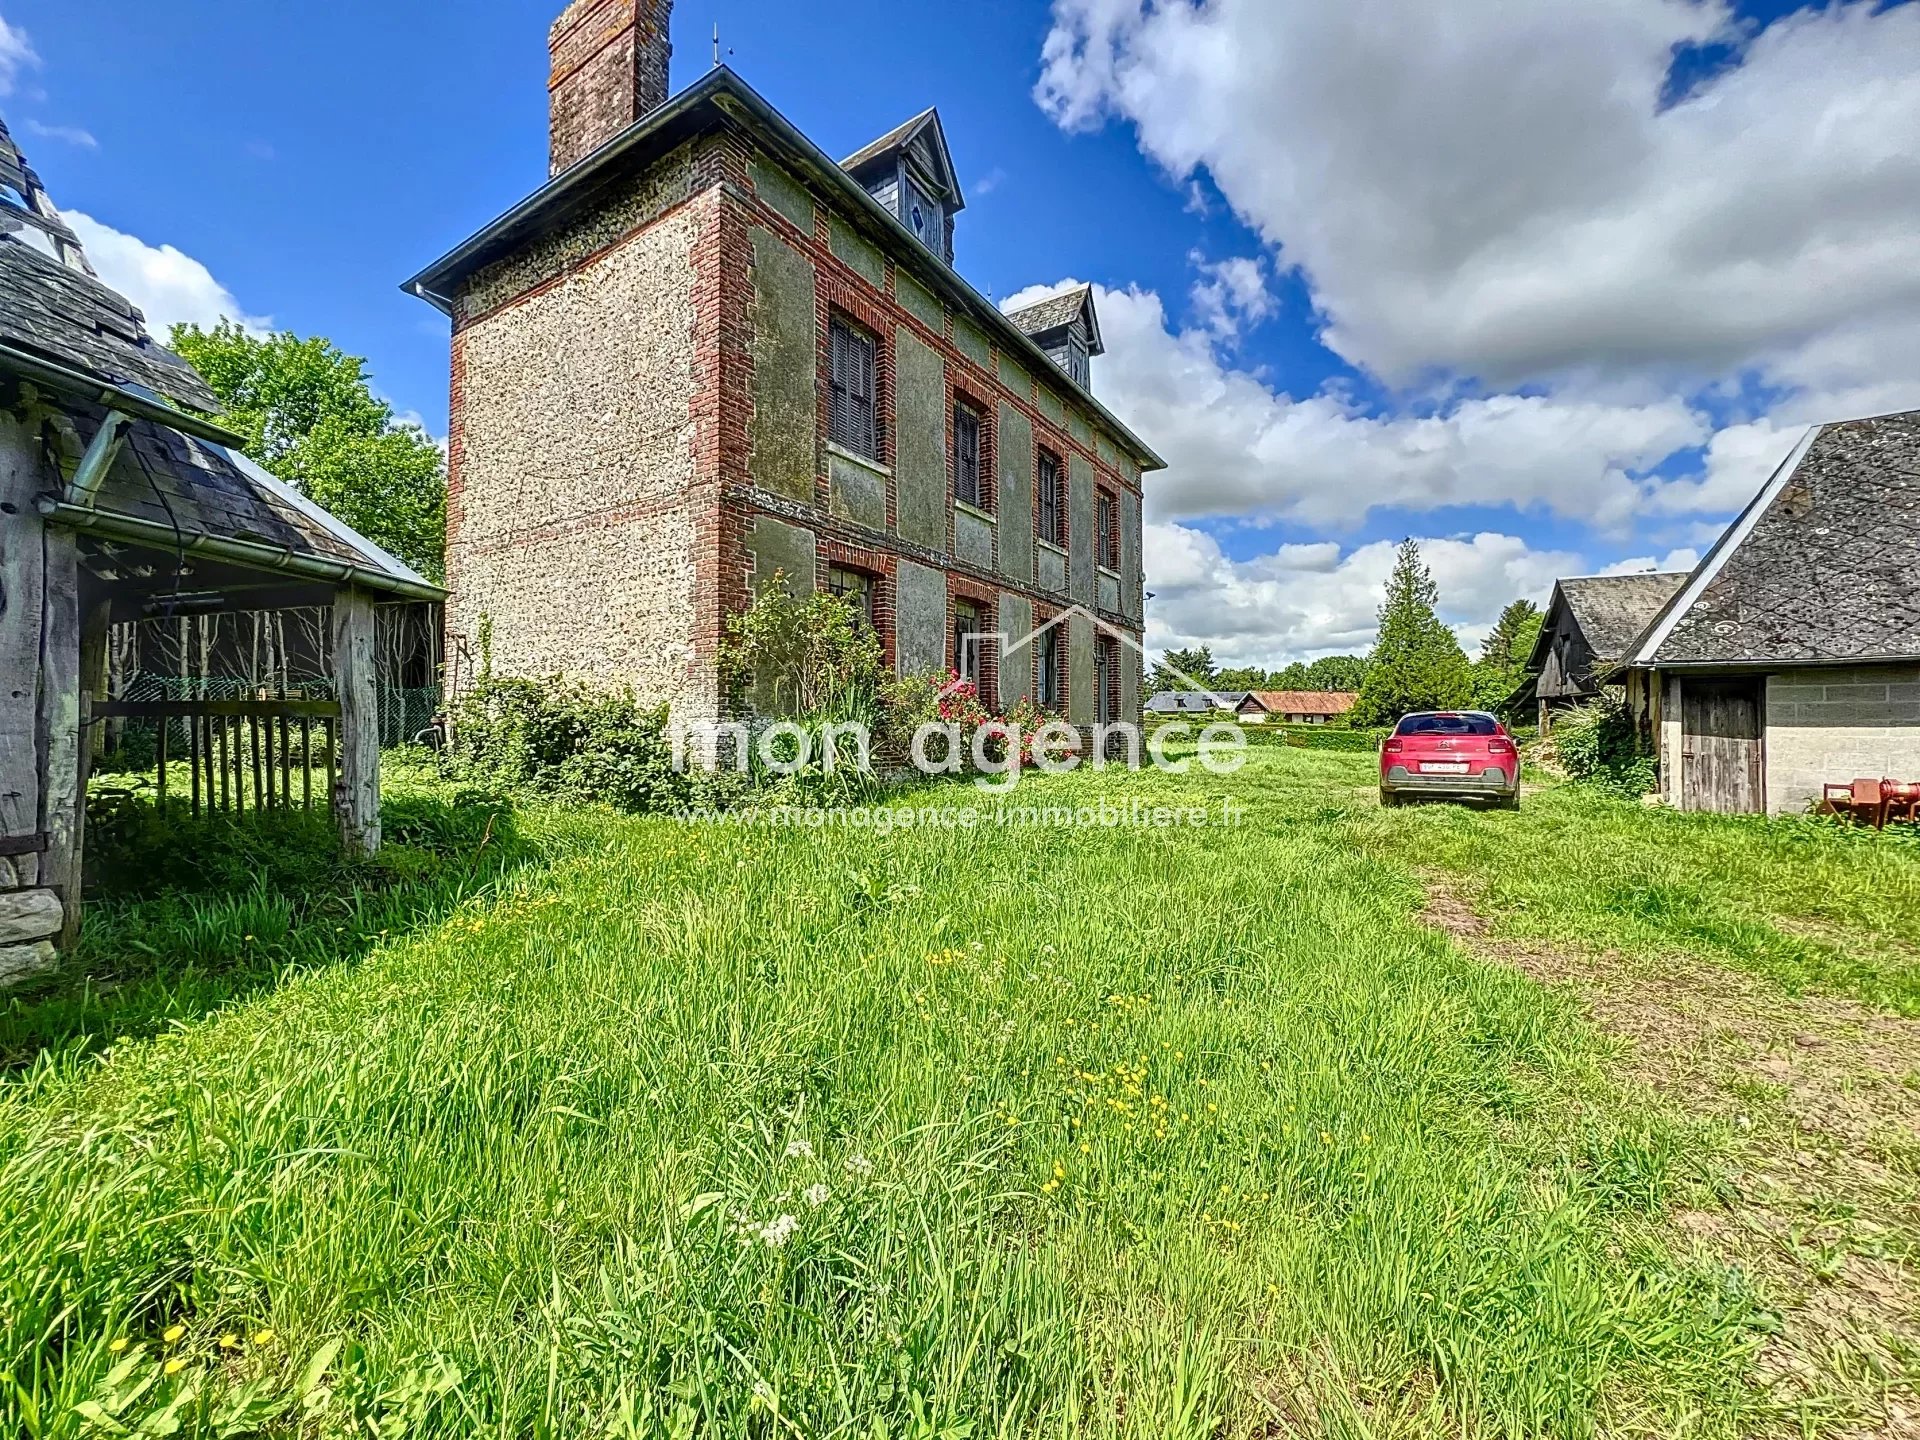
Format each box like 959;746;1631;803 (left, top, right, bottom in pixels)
1238;691;1357;725
1624;410;1920;815
0;114;443;981
1526;573;1686;731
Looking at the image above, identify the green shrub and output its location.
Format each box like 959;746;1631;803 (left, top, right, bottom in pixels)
1552;690;1657;797
446;673;686;813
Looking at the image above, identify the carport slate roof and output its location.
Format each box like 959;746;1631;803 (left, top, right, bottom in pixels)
1530;574;1688;672
1640;410;1920;665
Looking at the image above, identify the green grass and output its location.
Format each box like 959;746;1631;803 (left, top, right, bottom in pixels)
1349;768;1920;1014
4;749;1902;1436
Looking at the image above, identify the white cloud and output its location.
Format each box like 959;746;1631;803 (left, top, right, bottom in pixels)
1597;548;1700;577
1145;523;1581;663
0;14;36;95
63;211;270;339
1189;254;1272;341
24;119;95;149
1037;0;1920;418
1009;278;1720;530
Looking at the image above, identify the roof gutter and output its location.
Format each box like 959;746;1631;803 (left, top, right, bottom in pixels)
0;340;244;448
33;497;447;603
402;67;1167;472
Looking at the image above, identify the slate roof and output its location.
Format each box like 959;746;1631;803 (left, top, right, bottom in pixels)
0;236;220;411
1243;690;1358;717
1633;411;1920;666
0;109;440;599
1145;690;1242;714
840;107;964;210
1006;286;1104;355
1529;573;1687;672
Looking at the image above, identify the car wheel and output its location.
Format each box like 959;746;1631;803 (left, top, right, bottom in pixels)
1496;793;1520;811
1380;789;1399;808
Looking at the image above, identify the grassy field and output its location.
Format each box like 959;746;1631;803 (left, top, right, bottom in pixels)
2;750;1915;1436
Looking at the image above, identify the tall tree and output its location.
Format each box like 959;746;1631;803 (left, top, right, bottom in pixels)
1150;645;1218;693
1303;654;1367;692
1351;540;1472;725
170;321;447;580
1471;598;1544;712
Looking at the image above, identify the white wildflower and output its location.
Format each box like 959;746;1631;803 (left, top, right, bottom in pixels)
759;1214;799;1248
844;1153;874;1176
784;1138;814;1161
803;1182;831;1207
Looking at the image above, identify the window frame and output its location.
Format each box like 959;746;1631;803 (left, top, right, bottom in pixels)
953;401;985;510
1036;448;1064;547
1094;635;1119;724
826;564;877;630
828;315;880;462
1035;625;1063;710
1096;487;1120;571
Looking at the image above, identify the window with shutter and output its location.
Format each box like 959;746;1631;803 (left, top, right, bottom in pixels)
1097;491;1118;570
1037;450;1063;546
829;317;878;460
1036;626;1062;709
953;404;982;508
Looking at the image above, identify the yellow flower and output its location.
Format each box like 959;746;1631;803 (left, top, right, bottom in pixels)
1320;1131;1332;1145
107;1337;128;1354
252;1330;275;1346
164;1358;187;1376
219;1333;240;1350
162;1324;186;1344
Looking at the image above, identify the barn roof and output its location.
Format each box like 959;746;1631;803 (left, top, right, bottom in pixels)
1243;690;1358;717
1631;410;1920;667
1527;573;1687;672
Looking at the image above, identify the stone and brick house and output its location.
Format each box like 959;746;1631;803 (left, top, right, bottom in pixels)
1621;410;1920;815
404;0;1162;741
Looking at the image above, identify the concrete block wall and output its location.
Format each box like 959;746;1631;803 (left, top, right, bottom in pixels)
1765;664;1920;815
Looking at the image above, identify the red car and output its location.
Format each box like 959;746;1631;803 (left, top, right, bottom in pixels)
1379;711;1520;809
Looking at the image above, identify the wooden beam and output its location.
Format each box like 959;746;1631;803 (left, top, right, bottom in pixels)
331;588;380;855
39;526;81;947
0;411;47;849
65;409;131;508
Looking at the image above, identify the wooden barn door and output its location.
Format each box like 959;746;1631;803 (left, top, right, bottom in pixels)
1681;678;1763;814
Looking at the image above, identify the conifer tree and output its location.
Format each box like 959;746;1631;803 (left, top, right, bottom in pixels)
1352;540;1473;725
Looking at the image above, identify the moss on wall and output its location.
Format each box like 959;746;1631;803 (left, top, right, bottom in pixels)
996;402;1033;585
828;215;885;289
749;226;819;505
1069;453;1095;607
894;326;948;551
895;557;947;675
749;157;815;234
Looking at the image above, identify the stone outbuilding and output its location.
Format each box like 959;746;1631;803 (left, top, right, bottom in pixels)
404;0;1161;741
0;113;441;981
1622;410;1920;815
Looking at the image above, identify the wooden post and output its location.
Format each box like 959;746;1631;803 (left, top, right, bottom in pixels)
39;528;83;948
331;589;380;854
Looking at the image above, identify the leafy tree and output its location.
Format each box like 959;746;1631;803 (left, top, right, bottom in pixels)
1150;645;1217;693
170;320;447;580
1470;599;1544;712
1303;654;1368;692
1213;665;1266;691
1351;539;1472;725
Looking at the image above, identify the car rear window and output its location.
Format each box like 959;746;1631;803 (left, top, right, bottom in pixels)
1395;713;1501;736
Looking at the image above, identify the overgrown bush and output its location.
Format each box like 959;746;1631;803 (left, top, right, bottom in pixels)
446;671;686;813
1551;689;1657;797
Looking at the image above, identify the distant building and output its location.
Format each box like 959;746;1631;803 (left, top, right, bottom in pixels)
1622;411;1920;815
1526;573;1686;732
405;0;1161;737
1144;690;1245;716
1237;691;1358;725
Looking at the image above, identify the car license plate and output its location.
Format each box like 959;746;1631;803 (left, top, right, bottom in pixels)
1419;762;1470;774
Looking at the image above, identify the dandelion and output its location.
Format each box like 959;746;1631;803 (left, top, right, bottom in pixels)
164;1358;187;1375
802;1183;831;1207
219;1333;240;1350
162;1324;186;1344
844;1153;873;1176
784;1138;814;1161
108;1337;128;1354
759;1214;799;1248
252;1330;275;1347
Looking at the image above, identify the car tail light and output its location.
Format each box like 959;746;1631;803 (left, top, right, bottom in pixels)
1487;737;1516;756
1382;737;1403;754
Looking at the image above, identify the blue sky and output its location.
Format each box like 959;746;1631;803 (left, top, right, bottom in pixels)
5;0;1918;664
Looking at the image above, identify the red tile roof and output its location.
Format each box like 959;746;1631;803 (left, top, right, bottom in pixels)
1242;691;1359;717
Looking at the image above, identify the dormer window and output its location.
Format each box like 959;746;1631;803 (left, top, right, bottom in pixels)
1004;285;1106;395
841;108;964;267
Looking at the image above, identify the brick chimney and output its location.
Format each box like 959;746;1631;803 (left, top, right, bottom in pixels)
548;0;673;176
